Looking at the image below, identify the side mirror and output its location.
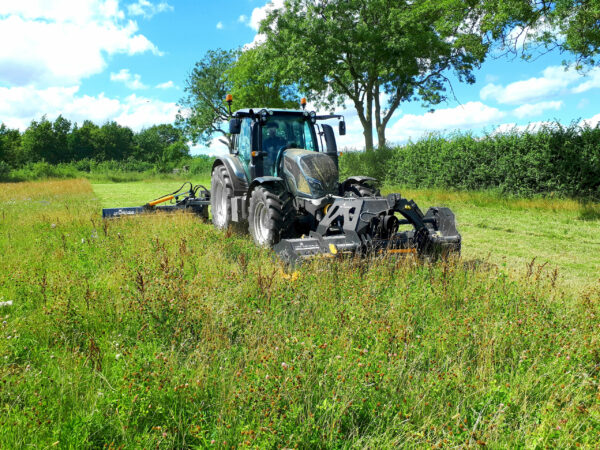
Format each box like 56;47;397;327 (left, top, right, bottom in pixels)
229;118;241;134
322;124;339;170
339;120;346;136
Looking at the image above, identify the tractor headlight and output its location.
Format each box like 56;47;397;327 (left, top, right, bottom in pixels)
309;111;317;124
305;176;325;196
259;109;269;124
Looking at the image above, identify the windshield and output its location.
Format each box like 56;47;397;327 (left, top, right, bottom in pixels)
262;114;318;157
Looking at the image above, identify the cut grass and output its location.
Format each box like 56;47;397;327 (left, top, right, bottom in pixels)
1;179;599;447
386;186;600;293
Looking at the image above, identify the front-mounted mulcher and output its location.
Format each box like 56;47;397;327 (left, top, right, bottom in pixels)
103;96;461;264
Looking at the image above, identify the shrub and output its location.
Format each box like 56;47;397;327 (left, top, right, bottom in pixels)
0;161;10;181
187;155;215;177
340;122;600;199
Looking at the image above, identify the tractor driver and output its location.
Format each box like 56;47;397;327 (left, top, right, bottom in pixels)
262;121;287;166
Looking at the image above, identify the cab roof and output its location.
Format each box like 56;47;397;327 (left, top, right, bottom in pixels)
232;108;308;118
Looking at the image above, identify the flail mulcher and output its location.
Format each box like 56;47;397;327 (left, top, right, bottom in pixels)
103;97;461;264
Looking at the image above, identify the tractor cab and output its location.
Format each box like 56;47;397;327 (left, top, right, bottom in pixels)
228;107;346;199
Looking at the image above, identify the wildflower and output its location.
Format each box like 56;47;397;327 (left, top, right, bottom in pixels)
281;362;288;369
0;301;12;307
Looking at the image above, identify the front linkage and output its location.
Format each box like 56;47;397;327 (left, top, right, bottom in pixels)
274;193;461;264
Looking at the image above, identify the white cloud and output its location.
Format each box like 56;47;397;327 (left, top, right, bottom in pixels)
155;80;174;89
127;0;173;19
0;85;178;131
387;101;506;143
238;14;248;24
110;69;148;90
493;121;555;135
243;0;284;48
579;113;600;128
216;21;223;30
572;67;600;94
512;100;563;119
0;1;161;87
480;65;581;105
248;0;284;31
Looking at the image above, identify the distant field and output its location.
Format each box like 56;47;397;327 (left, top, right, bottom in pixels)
1;178;599;447
92;179;600;293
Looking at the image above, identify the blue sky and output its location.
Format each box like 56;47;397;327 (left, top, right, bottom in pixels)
1;0;599;155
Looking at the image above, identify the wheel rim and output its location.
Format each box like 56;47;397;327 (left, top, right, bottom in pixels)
213;181;225;226
253;201;270;245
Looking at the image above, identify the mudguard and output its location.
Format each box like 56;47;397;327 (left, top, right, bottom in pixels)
212;155;249;197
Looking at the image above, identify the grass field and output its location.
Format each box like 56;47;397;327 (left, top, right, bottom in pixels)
1;178;599;447
93;179;600;293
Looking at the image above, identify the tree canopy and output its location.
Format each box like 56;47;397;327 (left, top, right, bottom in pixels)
479;0;600;68
177;47;297;148
0;119;190;170
262;0;489;150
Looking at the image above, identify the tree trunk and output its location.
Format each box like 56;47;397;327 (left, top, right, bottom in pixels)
363;123;374;151
376;125;386;149
364;90;374;152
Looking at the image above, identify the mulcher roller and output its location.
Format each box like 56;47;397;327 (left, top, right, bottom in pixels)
274;193;461;264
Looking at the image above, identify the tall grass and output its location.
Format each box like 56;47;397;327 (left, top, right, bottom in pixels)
1;179;599;447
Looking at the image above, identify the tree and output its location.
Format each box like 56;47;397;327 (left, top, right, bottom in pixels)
177;47;297;148
0;124;22;168
22;116;56;163
95;122;135;161
226;47;298;111
479;0;600;68
135;124;189;163
262;0;488;150
68;120;100;161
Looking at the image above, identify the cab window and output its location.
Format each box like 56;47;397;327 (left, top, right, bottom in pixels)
238;118;251;162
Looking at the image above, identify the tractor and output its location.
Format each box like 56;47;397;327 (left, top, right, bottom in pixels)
103;97;461;263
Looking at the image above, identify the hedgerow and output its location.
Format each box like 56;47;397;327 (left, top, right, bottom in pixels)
340;122;600;199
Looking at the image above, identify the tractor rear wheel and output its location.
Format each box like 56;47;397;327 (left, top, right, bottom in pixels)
248;185;294;247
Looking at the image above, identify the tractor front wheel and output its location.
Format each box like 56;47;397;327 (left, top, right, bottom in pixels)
211;165;235;230
344;182;380;198
248;186;294;247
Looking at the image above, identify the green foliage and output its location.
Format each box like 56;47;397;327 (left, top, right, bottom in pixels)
0;124;22;168
0;118;193;178
177;49;236;146
226;46;298;110
21;116;71;164
480;0;600;68
68;120;99;161
0;161;10;181
263;0;489;149
187;154;214;176
177;47;298;147
0;179;599;447
93;121;136;161
340;122;600;199
9;161;79;181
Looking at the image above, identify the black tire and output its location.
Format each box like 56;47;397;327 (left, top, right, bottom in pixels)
210;165;247;232
344;182;380;198
248;185;294;247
